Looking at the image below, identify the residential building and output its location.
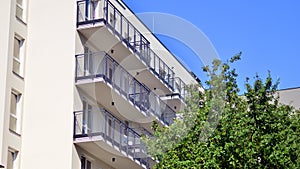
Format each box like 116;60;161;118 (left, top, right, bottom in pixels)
0;0;199;168
278;87;300;109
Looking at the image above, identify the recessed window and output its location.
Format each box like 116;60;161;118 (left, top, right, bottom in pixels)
16;0;26;22
13;36;25;77
10;90;22;134
7;149;18;169
81;156;92;169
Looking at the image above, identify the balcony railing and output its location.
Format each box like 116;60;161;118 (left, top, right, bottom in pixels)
173;77;187;101
148;49;175;90
76;0;179;94
77;0;150;66
74;109;151;168
75;51;176;125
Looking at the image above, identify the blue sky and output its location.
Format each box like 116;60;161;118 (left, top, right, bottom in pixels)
123;0;300;91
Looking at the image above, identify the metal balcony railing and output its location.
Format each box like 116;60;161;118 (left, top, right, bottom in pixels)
74;109;151;168
173;77;187;101
148;49;175;90
77;0;150;66
75;51;176;125
76;0;180;94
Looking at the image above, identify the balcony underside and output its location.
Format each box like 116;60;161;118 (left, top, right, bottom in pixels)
76;78;158;124
161;95;186;112
77;24;173;97
74;136;153;169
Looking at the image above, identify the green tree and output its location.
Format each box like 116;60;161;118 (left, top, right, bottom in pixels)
144;54;300;168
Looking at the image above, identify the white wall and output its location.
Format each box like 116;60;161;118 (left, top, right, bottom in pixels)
0;0;11;165
20;0;77;168
278;88;300;109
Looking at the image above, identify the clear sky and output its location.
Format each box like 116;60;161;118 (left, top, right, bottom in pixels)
123;0;300;91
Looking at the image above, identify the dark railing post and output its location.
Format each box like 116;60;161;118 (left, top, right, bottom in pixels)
139;86;142;110
105;54;108;80
126;128;129;155
85;0;89;21
133;29;136;53
73;112;76;137
91;1;94;21
153;93;157;116
113;8;116;34
167;68;170;86
153;51;156;72
133;134;136;157
92;53;97;79
139;36;142;58
76;1;79;27
134;81;137;105
127;22;129;47
163;64;166;81
120;16;123;39
172;72;175;90
147;157;150;169
104;113;107;139
119;68;123;91
75;56;78;82
119;124;123;150
112;119;115;146
105;0;108;24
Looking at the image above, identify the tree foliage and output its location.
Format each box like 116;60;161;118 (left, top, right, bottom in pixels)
144;54;300;168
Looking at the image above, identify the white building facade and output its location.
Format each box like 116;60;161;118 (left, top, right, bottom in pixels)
0;0;199;168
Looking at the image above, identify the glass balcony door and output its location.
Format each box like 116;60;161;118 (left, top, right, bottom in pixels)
82;100;93;134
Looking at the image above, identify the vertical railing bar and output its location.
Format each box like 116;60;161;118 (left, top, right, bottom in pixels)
140;35;142;59
105;54;108;80
127;21;129;47
74;112;76;136
75;56;78;82
120;15;123;39
167;68;170;85
153;51;155;72
91;1;94;20
126;128;129;155
105;0;108;24
104;112;107;139
134;29;137;53
133;80;136;105
119;70;122;93
119;124;123;151
139;85;142;110
76;1;79;26
113;7;116;34
112;119;115;146
133;134;136;158
85;0;89;21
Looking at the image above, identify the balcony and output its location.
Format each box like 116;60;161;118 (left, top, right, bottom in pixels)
74;109;154;169
161;77;188;111
76;0;180;97
75;51;176;126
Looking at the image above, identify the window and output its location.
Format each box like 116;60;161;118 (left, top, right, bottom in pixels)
7;149;18;169
81;156;91;169
13;36;24;77
82;100;92;134
10;90;22;134
83;46;94;76
16;0;26;22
